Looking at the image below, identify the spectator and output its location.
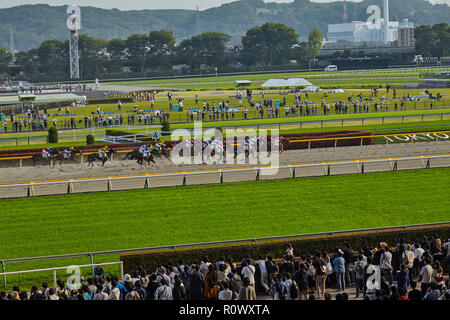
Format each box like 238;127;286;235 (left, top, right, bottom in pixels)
402;244;415;284
48;288;59;301
241;260;256;287
154;278;172;300
93;284;109;300
408;281;423;301
394;264;409;291
110;280;120;300
293;262;309;300
419;258;433;295
190;265;205;300
380;246;393;285
424;283;441;300
218;281;233;301
269;273;287;300
354;255;366;298
204;264;219;299
172;275;186;300
257;256;269;293
312;251;327;299
238;278;256;300
333;251;346;292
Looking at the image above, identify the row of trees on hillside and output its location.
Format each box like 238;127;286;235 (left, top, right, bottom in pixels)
415;22;450;57
0;22;323;81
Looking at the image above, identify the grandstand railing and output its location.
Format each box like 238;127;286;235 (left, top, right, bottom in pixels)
1;222;448;288
0;262;123;290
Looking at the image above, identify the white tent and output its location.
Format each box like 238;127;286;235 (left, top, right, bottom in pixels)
261;79;287;88
302;86;322;92
329;89;345;93
285;78;313;87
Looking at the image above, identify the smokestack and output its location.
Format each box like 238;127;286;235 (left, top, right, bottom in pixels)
384;0;390;43
343;0;348;23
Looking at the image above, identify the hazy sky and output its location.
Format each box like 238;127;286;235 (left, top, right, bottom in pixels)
0;0;445;10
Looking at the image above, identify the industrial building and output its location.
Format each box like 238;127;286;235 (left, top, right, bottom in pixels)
326;0;414;45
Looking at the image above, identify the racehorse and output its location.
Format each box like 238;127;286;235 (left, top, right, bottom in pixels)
87;149;115;167
32;149;60;166
55;147;83;166
123;149;155;166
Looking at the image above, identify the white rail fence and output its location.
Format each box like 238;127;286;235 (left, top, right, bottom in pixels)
0;154;449;199
0;262;123;290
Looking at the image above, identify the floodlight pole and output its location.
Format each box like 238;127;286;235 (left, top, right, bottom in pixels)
66;6;81;79
69;32;80;79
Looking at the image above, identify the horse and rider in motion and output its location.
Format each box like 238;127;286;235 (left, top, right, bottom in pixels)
87;145;115;167
176;135;287;162
123;141;171;166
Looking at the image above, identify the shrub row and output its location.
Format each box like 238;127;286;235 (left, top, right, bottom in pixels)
87;97;133;104
121;225;450;275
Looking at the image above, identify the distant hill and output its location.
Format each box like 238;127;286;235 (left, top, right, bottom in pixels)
0;0;449;51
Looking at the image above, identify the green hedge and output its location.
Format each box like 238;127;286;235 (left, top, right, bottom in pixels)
87;97;133;104
121;225;450;274
47;126;58;143
86;134;95;145
105;129;130;136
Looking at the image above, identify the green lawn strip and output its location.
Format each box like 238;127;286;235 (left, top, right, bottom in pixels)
107;68;449;89
170;108;450;130
2;87;449;133
0;168;449;290
1;119;449;151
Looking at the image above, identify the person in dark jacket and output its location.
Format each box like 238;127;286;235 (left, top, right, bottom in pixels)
190;265;205;300
293;263;308;300
393;264;409;291
172;275;186;300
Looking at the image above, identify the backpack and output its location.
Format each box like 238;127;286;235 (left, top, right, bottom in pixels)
289;280;299;300
275;282;286;300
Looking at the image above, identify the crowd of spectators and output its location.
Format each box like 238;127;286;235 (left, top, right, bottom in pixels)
1;234;449;301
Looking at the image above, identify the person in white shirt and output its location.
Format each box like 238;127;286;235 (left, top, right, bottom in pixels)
257;256;269;293
402;244;415;282
47;288;59;301
218;282;234;300
110;280;120;300
241;261;256;287
93;284;110;300
154;279;173;300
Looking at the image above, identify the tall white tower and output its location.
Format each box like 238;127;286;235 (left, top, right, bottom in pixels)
9;28;16;63
383;0;390;44
66;5;81;79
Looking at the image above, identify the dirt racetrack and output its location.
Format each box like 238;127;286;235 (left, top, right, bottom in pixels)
1;140;449;186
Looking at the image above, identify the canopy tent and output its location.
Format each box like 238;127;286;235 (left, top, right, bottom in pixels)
0;93;85;106
261;79;288;88
329;89;345;93
285;78;313;87
262;78;313;88
234;80;252;89
302;86;322;92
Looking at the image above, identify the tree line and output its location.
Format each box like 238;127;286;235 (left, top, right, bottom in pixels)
0;22;448;82
0;22;323;81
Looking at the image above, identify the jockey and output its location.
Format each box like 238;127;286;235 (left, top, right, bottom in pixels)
244;138;250;151
98;146;109;159
42;147;52;159
63;147;73;159
155;142;163;153
139;144;147;154
203;136;213;145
